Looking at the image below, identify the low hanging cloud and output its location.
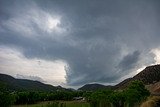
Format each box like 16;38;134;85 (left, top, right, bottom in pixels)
0;0;160;87
16;74;45;83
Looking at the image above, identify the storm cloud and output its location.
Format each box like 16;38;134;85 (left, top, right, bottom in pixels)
0;0;160;87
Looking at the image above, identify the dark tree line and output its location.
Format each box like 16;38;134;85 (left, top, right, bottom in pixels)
0;90;84;106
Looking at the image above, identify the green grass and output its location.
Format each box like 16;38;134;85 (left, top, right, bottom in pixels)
12;101;90;107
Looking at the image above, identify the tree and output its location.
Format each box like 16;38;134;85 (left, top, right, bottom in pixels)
124;81;150;107
90;90;113;107
109;91;125;107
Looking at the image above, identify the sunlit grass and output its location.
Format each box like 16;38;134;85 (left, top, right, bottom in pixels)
140;96;160;107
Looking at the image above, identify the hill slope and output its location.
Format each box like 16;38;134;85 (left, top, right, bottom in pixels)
0;73;65;91
133;65;160;84
78;83;112;91
116;64;160;91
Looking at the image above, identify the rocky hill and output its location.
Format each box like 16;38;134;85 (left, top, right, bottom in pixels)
133;65;160;84
116;64;160;92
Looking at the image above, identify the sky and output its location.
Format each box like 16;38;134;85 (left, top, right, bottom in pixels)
0;0;160;88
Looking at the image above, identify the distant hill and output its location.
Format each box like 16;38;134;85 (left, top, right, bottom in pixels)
0;73;66;92
78;83;112;91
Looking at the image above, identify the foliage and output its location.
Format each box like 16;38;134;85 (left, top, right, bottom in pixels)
0;92;16;107
89;80;150;107
13;90;84;105
0;80;150;107
124;81;150;107
15;91;40;104
89;89;113;107
0;81;8;91
109;91;125;107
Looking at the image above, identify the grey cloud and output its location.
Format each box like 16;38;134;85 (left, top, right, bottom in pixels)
0;0;160;86
118;51;140;72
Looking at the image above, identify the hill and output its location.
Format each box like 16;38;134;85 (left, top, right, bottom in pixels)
78;83;112;91
114;78;132;89
115;64;160;91
0;73;66;92
133;65;160;84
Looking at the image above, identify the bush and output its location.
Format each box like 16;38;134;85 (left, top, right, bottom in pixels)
90;90;113;107
109;91;125;107
15;91;40;104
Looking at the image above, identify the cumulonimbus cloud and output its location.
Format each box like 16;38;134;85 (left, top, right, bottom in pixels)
0;0;160;87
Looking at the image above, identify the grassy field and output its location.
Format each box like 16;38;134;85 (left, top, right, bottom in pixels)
12;101;90;107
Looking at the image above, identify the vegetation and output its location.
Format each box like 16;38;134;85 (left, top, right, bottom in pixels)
0;74;152;107
0;92;16;107
87;81;150;107
124;81;150;107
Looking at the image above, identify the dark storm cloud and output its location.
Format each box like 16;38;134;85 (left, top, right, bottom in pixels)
0;0;160;86
118;51;140;72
